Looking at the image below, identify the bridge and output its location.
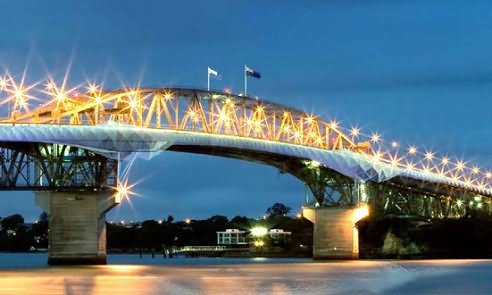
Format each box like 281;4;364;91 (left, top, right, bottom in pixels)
0;76;490;263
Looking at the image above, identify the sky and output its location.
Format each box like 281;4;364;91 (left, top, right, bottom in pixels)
0;0;491;221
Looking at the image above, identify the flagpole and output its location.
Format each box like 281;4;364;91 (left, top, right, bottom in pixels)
244;65;248;96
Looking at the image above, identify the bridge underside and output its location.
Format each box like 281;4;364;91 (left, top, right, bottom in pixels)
0;141;489;262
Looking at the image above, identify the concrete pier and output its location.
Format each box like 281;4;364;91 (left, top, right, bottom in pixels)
35;191;117;265
303;206;367;259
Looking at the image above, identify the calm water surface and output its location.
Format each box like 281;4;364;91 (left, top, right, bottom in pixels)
0;253;491;294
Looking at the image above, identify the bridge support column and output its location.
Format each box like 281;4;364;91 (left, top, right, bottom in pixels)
303;206;365;259
35;191;117;265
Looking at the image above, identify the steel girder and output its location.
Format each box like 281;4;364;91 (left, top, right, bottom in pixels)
0;142;117;191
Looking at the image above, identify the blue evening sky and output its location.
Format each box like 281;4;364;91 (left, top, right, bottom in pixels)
0;0;491;221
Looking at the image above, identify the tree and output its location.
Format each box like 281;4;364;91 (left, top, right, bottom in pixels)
266;203;291;217
1;214;24;230
39;212;48;223
166;215;174;224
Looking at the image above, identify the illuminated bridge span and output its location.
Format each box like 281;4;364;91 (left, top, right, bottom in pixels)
0;78;491;262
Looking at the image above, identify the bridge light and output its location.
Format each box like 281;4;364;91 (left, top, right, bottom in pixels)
14;89;24;100
390;158;399;166
129;99;138;109
486;172;492;179
406;161;415;170
225;98;232;105
294;131;301;138
456;161;465;171
472;166;480;174
441;157;449;165
283;111;290;118
391;141;399;148
87;83;99;94
370;133;380;143
424;152;434;161
56;92;66;102
95;96;102;104
0;77;7;90
372;150;383;160
163;92;173;100
255;105;264;112
408;146;417;155
306;116;315;124
329;120;338;129
350;127;360;137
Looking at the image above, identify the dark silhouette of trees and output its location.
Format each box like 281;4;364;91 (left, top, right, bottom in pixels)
266;203;291;217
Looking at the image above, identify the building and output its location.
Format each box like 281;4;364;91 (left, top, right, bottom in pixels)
268;229;292;245
216;229;248;245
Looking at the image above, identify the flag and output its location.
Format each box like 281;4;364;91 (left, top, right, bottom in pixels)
208;67;219;78
245;65;261;79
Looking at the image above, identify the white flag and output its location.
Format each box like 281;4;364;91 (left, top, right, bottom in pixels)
208;67;218;77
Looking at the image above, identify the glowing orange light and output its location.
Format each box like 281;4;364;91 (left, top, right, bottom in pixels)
329;121;338;129
353;204;369;222
408;146;417;155
163;92;173;100
114;179;136;203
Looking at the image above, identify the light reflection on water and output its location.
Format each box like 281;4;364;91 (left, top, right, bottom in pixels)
0;253;491;294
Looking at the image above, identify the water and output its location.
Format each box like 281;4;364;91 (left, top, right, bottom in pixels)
0;253;491;294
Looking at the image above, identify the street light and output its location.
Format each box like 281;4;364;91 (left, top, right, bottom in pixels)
251;226;267;237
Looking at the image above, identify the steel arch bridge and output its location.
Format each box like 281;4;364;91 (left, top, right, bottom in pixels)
0;83;491;219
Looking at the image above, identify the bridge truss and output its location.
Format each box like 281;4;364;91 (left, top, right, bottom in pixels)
0;143;117;191
0;80;491;218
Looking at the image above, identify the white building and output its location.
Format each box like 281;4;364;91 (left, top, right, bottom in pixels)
216;229;248;245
